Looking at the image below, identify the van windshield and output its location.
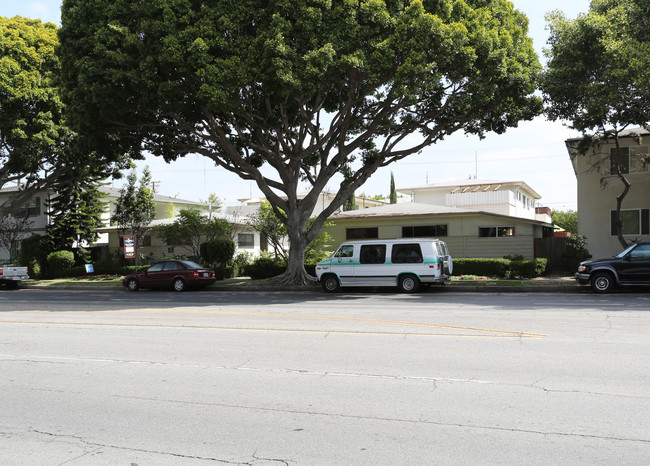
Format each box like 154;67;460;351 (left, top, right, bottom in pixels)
334;245;354;258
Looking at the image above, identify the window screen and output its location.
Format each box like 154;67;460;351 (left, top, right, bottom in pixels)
346;227;378;240
402;225;447;237
479;227;515;237
238;233;254;248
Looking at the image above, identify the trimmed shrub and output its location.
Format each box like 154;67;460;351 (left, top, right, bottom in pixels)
452;258;547;279
18;234;48;278
510;258;548;278
200;237;236;267
243;256;287;280
452;258;510;278
47;251;75;277
561;235;591;272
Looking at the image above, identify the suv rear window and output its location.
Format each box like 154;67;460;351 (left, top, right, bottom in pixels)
391;244;423;264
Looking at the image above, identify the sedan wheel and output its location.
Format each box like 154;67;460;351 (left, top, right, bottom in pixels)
173;278;186;292
127;278;139;292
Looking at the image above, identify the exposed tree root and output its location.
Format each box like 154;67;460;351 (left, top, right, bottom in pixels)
272;269;318;287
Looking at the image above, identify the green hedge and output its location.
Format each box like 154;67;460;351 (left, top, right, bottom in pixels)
452;258;547;279
243;257;287;280
452;258;510;278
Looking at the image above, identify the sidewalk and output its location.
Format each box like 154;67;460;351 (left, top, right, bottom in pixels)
21;276;586;293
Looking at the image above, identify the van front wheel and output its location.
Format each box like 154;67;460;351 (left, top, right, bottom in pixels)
322;275;341;293
398;274;420;293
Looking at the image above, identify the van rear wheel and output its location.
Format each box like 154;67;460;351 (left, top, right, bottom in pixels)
322;275;340;293
398;274;420;293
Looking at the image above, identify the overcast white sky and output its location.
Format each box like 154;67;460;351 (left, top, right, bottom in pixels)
2;0;592;210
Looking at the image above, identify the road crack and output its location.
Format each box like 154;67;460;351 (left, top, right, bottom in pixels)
31;430;251;464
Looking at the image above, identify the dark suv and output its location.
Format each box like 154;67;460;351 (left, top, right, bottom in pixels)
575;242;650;293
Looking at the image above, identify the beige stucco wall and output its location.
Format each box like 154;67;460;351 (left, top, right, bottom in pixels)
106;224;262;263
324;214;539;259
572;138;650;258
411;188;537;220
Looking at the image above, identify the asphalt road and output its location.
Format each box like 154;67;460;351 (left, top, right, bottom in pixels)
1;288;649;465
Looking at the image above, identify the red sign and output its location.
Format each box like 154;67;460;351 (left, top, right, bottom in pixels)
124;236;136;259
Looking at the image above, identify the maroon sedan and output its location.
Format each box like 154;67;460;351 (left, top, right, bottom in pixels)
123;260;216;292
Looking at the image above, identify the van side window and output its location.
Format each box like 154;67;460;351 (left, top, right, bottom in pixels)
360;245;386;264
335;245;354;258
391;244;423;264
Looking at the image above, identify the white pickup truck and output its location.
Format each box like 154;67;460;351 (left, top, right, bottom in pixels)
0;265;29;289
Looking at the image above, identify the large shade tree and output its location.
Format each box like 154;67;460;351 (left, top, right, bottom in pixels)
0;16;127;219
59;0;542;284
543;0;650;248
0;16;66;218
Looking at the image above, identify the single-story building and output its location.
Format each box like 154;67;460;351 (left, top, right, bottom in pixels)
325;202;553;260
97;213;263;263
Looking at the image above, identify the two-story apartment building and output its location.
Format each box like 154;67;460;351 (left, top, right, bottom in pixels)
566;127;650;258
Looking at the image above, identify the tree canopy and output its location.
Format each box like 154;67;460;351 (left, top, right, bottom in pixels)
46;165;106;258
0;16;65;217
543;0;650;132
0;16;128;219
543;0;650;247
551;209;578;234
112;167;156;253
156;208;231;259
59;0;542;283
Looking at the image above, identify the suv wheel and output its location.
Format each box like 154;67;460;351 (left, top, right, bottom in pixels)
590;272;614;293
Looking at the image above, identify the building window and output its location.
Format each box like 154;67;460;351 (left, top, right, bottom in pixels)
610;146;649;175
360;244;386;264
479;226;515;238
346;227;378;240
142;236;152;247
238;233;255;248
402;225;447;237
610;209;650;236
391;243;423;264
16;197;40;218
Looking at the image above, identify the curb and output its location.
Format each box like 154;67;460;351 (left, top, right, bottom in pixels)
21;283;586;293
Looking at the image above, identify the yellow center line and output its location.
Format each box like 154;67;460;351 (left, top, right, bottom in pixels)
0;321;541;338
0;305;547;338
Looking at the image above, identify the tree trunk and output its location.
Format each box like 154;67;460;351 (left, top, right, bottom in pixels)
612;134;631;250
614;172;631;249
273;217;316;286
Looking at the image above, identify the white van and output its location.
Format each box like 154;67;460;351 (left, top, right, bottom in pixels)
316;238;453;293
